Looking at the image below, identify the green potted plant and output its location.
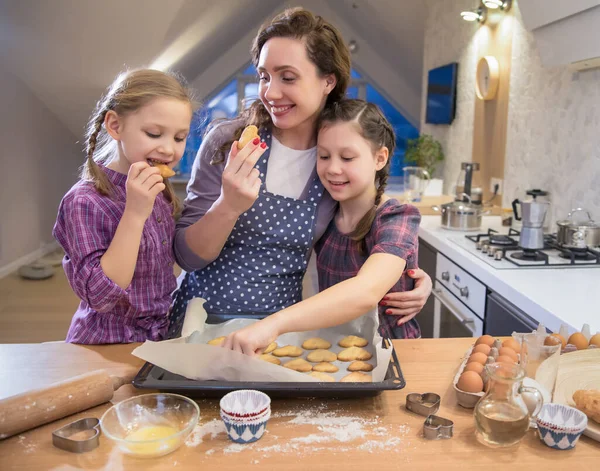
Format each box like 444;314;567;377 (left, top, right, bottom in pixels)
404;134;445;177
404;134;445;196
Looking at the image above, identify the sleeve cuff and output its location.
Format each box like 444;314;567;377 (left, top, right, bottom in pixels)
173;227;211;272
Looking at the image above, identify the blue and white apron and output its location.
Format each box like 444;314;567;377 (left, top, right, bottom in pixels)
168;129;323;336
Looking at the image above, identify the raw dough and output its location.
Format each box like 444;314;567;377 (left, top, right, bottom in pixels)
309;371;336;382
272;345;303;357
306;349;337;363
264;342;277;354
313;362;339;373
338;346;372;362
302;337;331;350
207;336;225;346
340;372;372;383
347;361;374;372
237;125;259;149
260;354;281;366
338;335;368;348
283;358;312;372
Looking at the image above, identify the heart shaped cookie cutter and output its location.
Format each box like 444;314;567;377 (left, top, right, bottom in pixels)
423;414;454;440
405;392;441;417
52;417;100;453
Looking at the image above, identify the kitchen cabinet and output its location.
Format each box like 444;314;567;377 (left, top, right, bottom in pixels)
485;291;543;336
418;238;436;338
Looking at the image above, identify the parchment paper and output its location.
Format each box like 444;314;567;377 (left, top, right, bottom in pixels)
132;298;393;383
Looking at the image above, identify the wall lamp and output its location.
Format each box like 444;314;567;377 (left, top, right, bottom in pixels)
460;6;487;23
482;0;512;11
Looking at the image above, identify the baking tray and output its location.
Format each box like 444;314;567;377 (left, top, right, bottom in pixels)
133;338;405;398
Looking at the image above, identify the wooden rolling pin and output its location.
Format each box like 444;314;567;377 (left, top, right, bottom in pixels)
0;369;135;440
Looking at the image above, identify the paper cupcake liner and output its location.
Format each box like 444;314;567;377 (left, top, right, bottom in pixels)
219;390;271;417
221;409;271;425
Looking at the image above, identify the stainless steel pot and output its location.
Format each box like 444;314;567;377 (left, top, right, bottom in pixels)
432;194;490;231
556;208;600;248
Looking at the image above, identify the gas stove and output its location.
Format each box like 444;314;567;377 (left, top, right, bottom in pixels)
449;228;600;269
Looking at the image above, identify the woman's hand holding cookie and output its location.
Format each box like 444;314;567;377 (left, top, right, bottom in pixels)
220;126;267;216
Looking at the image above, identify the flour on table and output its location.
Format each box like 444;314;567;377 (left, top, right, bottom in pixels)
185;419;226;448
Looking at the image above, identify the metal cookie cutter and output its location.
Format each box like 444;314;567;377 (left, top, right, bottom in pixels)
52;418;100;453
405;392;441;417
423;414;454;440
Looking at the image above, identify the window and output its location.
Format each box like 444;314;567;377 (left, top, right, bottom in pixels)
176;65;417;179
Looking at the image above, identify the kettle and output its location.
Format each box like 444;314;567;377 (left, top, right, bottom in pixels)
512;189;549;249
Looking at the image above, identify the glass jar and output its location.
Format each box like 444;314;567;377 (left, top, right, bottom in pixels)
474;362;543;447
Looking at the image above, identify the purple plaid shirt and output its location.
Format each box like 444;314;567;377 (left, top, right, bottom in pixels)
315;199;422;339
53;166;176;344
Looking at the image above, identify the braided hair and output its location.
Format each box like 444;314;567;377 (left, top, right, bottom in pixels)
317;99;396;255
81;69;195;216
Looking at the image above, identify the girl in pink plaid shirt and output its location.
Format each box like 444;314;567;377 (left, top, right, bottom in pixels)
53;70;194;344
224;99;421;352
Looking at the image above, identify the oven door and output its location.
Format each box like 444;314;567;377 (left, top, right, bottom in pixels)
432;281;483;338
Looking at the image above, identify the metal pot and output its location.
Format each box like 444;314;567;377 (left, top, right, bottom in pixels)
432;194;490;231
556;208;600;249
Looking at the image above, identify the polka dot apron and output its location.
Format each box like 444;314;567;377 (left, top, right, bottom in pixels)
168;130;323;337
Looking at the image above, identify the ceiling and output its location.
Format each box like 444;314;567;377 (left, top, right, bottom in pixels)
0;0;426;138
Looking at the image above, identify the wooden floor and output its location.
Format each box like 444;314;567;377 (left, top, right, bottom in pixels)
0;269;78;343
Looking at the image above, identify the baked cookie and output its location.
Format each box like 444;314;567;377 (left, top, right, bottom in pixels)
340;372;372;383
154;163;175;179
302;337;331;350
264;342;277;354
338;346;372;362
347;361;374;372
237;125;259;149
207;336;225;346
283;358;312;372
338;335;368;348
260;354;281;366
306;349;337;363
313;362;339;373
272;345;303;357
573;389;600;423
308;371;336;382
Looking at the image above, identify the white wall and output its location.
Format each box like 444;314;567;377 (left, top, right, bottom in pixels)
0;67;81;273
421;0;600;226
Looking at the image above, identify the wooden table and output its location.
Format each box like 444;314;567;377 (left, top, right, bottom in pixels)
0;339;597;470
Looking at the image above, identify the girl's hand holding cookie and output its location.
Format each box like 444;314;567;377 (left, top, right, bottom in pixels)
220;129;267;216
124;161;165;223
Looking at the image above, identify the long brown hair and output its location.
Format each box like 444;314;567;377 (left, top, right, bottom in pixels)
82;69;195;216
318;99;396;255
210;7;351;164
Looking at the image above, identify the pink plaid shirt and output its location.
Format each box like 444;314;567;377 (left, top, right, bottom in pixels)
315;199;421;339
53;166;176;344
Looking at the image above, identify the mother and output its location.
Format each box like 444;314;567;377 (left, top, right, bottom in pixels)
168;7;431;343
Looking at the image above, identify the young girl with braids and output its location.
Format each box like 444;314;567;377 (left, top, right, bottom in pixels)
222;99;421;354
53;69;194;344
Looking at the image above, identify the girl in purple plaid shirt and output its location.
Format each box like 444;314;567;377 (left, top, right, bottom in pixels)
53;70;194;344
225;99;421;352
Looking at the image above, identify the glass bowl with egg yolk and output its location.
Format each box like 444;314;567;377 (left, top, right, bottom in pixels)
100;393;200;458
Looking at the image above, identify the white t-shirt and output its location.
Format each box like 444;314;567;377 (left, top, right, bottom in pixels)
265;136;317;199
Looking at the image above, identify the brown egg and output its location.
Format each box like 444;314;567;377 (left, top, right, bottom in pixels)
473;344;491;356
590;333;600;347
457;371;484;393
496;355;517;364
464;362;485;374
476;335;495;347
502;338;521;354
468;352;489;365
544;334;566;349
498;347;519;362
568;332;589;350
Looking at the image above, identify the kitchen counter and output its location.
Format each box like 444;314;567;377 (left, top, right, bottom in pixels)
419;216;600;334
0;340;597;470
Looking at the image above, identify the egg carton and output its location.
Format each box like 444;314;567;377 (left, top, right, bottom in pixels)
546;323;599;354
453;337;522;409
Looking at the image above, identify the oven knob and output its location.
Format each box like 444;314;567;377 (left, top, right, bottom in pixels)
459;286;469;298
441;271;450;281
494;251;504;261
488;248;496;257
476;241;483;250
481;244;489;254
